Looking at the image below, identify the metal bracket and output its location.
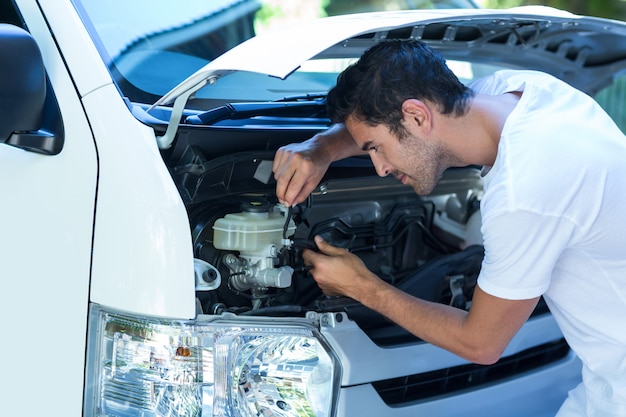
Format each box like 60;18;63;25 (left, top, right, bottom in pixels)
153;77;214;149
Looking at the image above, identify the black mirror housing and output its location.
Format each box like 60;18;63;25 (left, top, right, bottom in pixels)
0;23;63;155
0;24;46;142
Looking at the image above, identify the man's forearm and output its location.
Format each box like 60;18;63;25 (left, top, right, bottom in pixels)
313;123;366;162
353;277;537;365
355;280;482;361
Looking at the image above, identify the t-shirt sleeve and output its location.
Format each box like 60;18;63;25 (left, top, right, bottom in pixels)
477;208;578;300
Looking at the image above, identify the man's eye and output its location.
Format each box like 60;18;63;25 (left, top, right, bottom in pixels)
369;146;379;152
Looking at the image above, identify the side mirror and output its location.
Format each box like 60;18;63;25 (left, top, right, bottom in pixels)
0;24;63;155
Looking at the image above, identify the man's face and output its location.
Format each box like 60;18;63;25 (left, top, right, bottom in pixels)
345;115;447;195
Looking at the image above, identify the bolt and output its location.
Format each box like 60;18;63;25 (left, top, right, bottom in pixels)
224;254;238;265
202;269;217;283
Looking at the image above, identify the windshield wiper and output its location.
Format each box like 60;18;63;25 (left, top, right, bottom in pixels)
274;93;328;102
185;99;327;125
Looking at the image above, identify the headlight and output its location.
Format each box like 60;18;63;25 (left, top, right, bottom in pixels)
84;305;340;417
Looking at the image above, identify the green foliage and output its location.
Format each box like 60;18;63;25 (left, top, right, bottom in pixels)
254;0;330;35
254;2;285;28
483;0;626;20
483;0;523;8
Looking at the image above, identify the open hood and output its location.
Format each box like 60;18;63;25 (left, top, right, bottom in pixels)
152;6;582;108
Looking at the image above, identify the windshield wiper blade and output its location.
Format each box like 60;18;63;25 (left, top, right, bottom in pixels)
185;100;327;125
274;93;328;102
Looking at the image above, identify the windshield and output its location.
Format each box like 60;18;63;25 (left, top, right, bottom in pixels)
72;0;482;106
73;0;262;104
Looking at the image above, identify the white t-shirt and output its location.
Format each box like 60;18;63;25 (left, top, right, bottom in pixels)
472;70;626;416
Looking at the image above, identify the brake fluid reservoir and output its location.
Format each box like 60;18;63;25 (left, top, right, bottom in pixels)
213;203;295;257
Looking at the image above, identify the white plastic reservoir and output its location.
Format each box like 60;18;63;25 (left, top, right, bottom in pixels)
213;206;296;256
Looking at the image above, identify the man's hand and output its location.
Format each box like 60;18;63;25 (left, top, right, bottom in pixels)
302;235;380;299
273;124;365;207
273;140;331;207
303;239;539;366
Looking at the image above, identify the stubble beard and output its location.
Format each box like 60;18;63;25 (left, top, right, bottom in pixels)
395;135;448;196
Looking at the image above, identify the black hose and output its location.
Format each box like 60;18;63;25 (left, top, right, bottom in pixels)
240;305;306;316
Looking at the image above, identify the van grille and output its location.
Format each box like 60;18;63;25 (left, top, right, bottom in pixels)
372;339;570;405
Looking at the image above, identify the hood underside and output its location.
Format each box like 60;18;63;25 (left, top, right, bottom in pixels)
153;6;626;108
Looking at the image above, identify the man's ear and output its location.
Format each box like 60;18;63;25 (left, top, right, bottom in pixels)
401;99;430;130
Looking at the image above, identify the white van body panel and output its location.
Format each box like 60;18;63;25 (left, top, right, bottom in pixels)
84;84;196;319
37;0;196;318
0;1;96;415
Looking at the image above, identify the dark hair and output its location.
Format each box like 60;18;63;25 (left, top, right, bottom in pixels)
327;40;474;137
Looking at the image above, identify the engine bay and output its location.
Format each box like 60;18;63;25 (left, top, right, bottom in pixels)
168;141;488;345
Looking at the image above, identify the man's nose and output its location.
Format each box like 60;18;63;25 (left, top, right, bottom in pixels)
370;153;391;177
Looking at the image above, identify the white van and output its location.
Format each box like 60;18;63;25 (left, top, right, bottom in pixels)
9;1;625;416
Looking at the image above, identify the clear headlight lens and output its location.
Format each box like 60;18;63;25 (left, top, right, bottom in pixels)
84;305;340;417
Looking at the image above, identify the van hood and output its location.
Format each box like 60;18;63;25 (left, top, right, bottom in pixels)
152;6;579;108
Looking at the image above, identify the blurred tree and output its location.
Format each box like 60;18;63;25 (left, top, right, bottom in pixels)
483;0;626;20
256;0;626;31
256;0;481;34
255;0;329;34
325;0;480;15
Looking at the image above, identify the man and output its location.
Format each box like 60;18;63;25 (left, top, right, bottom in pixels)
272;40;626;416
